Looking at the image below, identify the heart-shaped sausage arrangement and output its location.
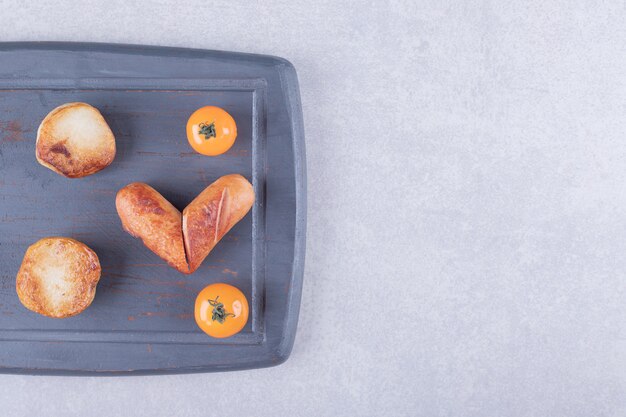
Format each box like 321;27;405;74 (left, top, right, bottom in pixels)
116;174;255;274
17;102;256;338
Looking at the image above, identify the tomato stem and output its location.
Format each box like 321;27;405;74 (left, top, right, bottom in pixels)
198;121;216;140
207;296;235;323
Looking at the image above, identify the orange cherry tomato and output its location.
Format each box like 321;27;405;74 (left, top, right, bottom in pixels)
194;283;249;338
186;106;237;156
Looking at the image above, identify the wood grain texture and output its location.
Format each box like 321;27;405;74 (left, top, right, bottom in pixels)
0;42;305;374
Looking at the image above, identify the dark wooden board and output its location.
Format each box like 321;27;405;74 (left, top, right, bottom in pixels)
0;42;306;374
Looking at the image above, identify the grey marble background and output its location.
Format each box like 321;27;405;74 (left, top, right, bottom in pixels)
0;1;624;416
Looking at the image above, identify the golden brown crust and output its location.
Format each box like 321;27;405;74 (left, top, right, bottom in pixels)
116;183;190;274
183;174;255;273
36;102;116;178
16;237;101;318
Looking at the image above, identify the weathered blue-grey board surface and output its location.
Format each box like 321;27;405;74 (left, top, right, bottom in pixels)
0;43;306;374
